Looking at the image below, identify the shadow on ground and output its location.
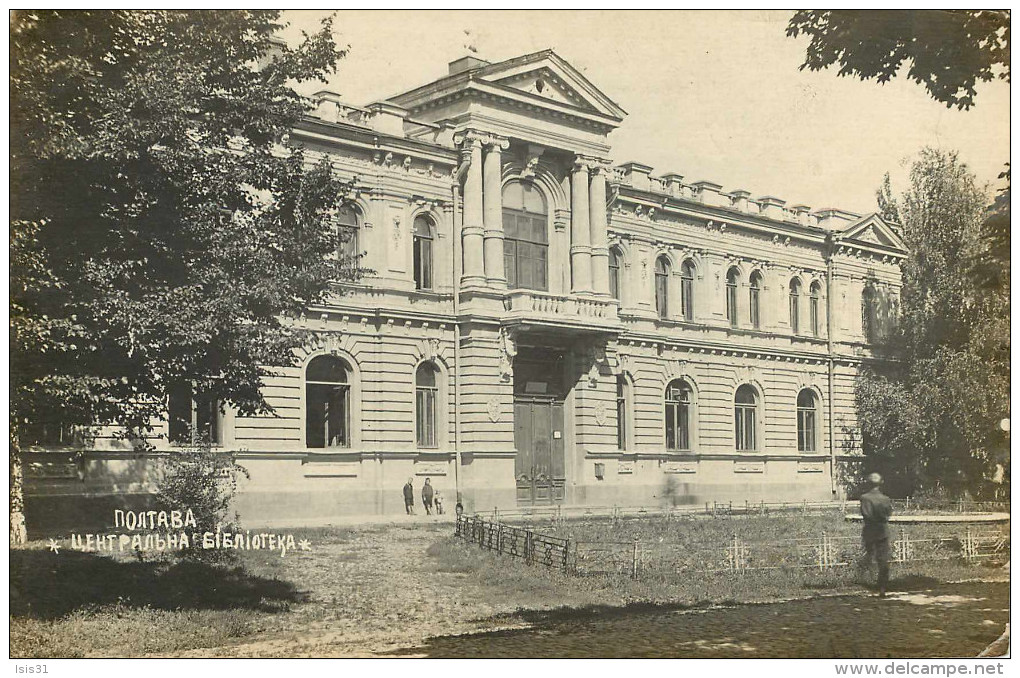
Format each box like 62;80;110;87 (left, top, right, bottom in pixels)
10;548;302;620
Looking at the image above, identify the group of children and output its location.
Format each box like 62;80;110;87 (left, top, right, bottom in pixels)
402;477;445;515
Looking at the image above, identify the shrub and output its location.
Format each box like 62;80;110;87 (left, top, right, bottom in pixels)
155;440;249;560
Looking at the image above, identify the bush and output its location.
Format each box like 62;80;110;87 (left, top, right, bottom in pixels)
155;440;249;560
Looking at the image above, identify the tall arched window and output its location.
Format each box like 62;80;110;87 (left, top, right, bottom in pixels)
654;256;670;319
337;203;361;260
413;215;434;290
616;374;631;450
809;282;821;336
749;271;763;329
734;384;758;451
609;247;622;301
502;181;548;290
306;355;351;448
862;285;877;342
665;379;692;451
797;389;818;452
726;268;739;327
681;260;695;321
415;362;440;449
789;278;801;334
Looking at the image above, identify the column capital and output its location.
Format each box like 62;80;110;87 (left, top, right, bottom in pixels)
454;129;509;151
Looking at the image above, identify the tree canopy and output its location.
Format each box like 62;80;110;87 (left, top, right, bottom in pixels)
787;10;1010;110
854;149;1009;498
11;12;355;463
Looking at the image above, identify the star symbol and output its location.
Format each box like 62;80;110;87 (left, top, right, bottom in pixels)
47;538;61;554
298;539;312;552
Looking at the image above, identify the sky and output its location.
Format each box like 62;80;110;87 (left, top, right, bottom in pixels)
281;9;1010;215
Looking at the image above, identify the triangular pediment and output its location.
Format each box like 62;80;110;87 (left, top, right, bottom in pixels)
478;51;626;121
839;213;906;251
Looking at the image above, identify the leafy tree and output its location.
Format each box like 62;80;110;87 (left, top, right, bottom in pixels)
10;10;356;543
787;10;1010;110
855;149;1009;498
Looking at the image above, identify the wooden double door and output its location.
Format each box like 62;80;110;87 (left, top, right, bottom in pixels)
514;397;565;505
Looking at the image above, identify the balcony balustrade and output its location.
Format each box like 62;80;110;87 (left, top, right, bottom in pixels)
502;289;621;332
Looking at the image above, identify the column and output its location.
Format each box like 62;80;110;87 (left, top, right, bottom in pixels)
570;158;592;294
589;163;610;296
460;134;485;287
483;136;509;288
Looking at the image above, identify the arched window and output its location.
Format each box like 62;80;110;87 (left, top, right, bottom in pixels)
654;255;670;319
734;384;758;451
609;247;623;301
665;379;692;451
726;268;739;327
789;278;801;334
413;215;434;290
337;204;361;260
862;285;877;342
749;271;763;329
168;382;222;445
415;362;440;449
797;389;818;452
681;260;695;321
502;181;548;290
306;355;351;448
616;374;631;450
809;282;821;336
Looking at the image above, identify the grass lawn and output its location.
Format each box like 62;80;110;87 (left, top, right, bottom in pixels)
9;514;1008;658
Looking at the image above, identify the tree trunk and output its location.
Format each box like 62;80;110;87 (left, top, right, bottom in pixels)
10;432;27;545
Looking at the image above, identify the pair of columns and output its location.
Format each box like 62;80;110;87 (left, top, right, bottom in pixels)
458;130;611;296
571;157;611;296
460;131;509;288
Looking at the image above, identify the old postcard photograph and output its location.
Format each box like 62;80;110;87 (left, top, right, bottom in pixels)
8;8;1011;666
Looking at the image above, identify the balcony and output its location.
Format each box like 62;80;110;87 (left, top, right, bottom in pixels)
501;290;622;334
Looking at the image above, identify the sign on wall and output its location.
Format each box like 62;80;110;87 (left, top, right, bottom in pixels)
734;460;765;474
415;462;448;476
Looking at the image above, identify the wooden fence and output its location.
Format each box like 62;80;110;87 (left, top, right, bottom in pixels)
455;514;1009;579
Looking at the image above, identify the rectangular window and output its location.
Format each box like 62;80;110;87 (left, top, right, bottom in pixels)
750;288;760;329
681;277;693;320
306;384;349;448
655;275;669;318
170;384;223;445
617;395;627;450
665;401;690;451
726;285;737;327
798;409;816;452
416;387;437;448
413;237;432;290
735;407;755;451
790;294;799;333
810;297;819;336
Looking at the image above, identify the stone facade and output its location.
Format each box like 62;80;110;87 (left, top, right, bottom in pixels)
24;50;907;531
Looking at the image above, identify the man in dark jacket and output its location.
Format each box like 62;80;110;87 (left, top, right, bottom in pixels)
422;477;434;515
403;478;415;515
860;472;894;596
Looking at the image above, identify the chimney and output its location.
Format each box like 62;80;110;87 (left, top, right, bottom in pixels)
449;55;490;75
365;101;408;137
790;204;812;226
693;181;726;208
660;172;684;196
758;196;786;220
311;90;344;123
617;162;654;191
728;189;751;212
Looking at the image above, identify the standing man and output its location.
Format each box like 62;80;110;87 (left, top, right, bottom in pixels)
860;472;894;597
403;477;415;515
422;477;435;516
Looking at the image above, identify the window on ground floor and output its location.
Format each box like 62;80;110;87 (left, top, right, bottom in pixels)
306;355;351;448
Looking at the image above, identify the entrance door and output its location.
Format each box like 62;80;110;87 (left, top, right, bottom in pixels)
514;397;565;505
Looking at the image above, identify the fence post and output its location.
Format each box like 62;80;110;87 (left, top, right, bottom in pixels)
898;527;908;562
631;539;639;579
964;526;974;562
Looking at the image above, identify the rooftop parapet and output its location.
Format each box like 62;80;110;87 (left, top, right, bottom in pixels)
758;195;787;220
693;180;726;208
813;207;861;231
617;161;654;192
